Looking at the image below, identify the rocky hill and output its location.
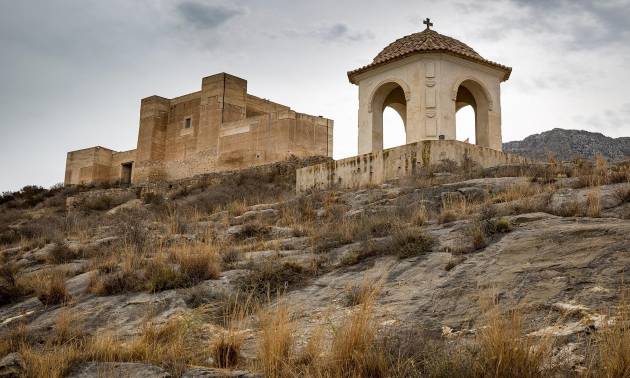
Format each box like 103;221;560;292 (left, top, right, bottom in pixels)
503;128;630;161
1;158;630;377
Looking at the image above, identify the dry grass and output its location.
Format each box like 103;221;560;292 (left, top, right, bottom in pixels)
257;304;294;377
410;205;429;226
439;194;468;224
17;314;205;377
586;189;601;217
468;221;488;251
328;294;386;377
89;242;220;295
35;270;71;306
238;258;317;300
587;294;630;377
170;242;221;283
474;308;554;378
0;262;32;305
344;279;381;307
209;293;252;369
491;183;543;204
343;227;434;265
47;243;80;264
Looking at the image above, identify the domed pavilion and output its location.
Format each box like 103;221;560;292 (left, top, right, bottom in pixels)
348;19;511;153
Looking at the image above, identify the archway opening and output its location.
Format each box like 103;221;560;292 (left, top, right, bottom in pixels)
383;107;406;149
456;105;476;144
454;80;490;147
371;82;407;151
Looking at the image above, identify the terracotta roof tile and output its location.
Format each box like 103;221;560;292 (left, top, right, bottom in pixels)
348;29;511;83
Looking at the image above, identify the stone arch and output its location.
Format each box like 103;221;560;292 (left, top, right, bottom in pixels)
452;78;493;147
369;80;410;151
368;78;411;113
450;76;493;110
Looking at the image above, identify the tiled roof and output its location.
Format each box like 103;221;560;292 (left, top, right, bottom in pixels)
348;29;511;83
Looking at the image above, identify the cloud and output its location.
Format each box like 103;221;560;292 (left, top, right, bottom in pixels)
175;1;243;30
318;23;374;42
477;0;630;50
574;102;630;135
284;23;373;43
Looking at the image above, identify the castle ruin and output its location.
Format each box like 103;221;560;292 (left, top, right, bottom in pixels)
65;73;333;186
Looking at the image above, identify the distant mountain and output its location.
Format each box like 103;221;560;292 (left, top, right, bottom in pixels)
503;128;630;161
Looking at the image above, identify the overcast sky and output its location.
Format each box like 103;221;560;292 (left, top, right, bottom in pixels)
1;0;629;192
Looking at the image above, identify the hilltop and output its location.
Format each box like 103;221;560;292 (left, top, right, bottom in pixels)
1;157;630;377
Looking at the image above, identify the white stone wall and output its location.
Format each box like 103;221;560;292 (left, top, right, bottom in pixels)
354;53;505;154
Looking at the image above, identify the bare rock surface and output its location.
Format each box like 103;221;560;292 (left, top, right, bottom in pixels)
182;368;262;378
0;352;25;378
282;213;630;341
67;362;171;378
549;183;630;213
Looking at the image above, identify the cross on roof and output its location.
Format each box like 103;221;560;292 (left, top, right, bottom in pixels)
423;18;433;30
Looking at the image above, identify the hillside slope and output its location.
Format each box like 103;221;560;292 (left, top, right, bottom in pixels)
503;128;630;161
2;158;630;377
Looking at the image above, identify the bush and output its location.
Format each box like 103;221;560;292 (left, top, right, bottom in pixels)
37;272;71;306
47;243;80;264
0;264;31;305
88;270;143;296
238;259;317;300
392;228;434;259
171;243;221;284
211;331;243;368
144;259;184;293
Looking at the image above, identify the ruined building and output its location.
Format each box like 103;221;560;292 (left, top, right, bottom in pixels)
65;73;333;185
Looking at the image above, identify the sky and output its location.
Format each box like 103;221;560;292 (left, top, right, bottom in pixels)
1;0;629;192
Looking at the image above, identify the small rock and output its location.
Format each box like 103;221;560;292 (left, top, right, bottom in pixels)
182;367;262;378
457;187;488;202
440;191;465;205
67;362;171;378
0;353;26;378
269;226;295;239
106;199;143;215
248;203;279;211
279;237;311;250
232;209;278;225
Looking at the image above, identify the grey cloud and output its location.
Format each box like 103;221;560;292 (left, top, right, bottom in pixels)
575;102;630;134
176;2;243;30
285;23;373;43
494;0;630;50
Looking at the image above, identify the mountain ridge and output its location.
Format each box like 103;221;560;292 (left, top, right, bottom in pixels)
503;128;630;161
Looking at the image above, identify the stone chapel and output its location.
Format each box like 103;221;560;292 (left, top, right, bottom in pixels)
296;20;529;191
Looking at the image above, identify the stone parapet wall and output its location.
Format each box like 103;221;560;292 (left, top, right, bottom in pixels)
296;140;532;192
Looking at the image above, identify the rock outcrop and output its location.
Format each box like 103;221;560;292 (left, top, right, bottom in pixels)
503;128;630;161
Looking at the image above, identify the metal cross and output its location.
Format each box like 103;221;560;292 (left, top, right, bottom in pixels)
423;18;433;30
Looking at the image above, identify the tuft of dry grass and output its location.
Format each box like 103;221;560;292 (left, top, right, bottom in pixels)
468;221;488;251
36;271;71;306
47;243;81;264
209;293;252;369
439;194;467;224
170;243;221;283
238;259;317;300
475;308;554;378
344;279;380;307
491;183;542;204
588;294;630;377
0;262;31;305
586;189;601;217
257;304;294;377
410;205;429;226
328;294;386;377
